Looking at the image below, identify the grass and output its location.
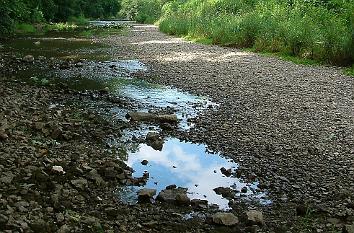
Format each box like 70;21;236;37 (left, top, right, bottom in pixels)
345;65;354;77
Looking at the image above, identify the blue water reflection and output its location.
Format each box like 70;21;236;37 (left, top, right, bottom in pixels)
126;138;268;209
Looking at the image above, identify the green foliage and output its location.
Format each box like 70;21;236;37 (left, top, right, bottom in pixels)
150;0;354;66
15;23;37;34
120;0;165;23
0;0;121;34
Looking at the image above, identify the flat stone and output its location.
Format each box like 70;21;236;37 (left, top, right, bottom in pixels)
212;212;239;226
127;112;178;123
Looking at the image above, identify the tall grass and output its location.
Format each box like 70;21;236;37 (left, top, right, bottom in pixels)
124;0;354;66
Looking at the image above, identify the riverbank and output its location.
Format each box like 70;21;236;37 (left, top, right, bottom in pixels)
101;24;354;232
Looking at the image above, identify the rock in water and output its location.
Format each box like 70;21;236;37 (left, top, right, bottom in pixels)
146;132;164;151
156;187;189;205
212;212;239;226
246;210;264;226
127;112;178;124
141;160;149;165
23;55;35;63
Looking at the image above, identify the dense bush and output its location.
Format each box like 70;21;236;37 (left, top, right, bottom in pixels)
121;0;354;65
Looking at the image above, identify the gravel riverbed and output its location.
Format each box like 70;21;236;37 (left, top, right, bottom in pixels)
101;24;354;232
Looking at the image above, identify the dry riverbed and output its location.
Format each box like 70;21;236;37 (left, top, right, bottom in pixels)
1;22;354;232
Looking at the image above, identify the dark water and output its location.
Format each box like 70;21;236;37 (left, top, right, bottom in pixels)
1;21;270;209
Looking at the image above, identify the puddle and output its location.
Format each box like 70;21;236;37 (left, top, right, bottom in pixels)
117;138;270;209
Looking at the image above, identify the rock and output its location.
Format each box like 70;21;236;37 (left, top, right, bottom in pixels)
157;187;188;204
127;112;178;124
87;169;105;186
146;132;160;141
212;212;239;226
71;178;88;190
141;160;149;165
100;87;110;94
213;187;235;199
246;210;264;226
175;193;190;206
75;62;84;67
138;188;156;203
166;184;177;190
0;131;8;141
191;199;208;209
147;138;164;151
146;132;164;151
23;55;34;62
220;167;232;177
241;186;248;193
52;166;65;174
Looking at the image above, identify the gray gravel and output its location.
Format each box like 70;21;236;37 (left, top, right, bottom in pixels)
102;24;354;231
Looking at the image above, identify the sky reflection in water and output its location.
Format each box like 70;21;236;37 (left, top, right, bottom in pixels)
126;138;266;209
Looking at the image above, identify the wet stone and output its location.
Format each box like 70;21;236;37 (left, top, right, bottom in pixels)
157;187;187;204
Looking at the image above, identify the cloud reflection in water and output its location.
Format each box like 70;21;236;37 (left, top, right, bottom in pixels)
127;138;264;209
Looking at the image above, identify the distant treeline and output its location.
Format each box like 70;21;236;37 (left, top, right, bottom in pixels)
120;0;354;65
0;0;121;33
